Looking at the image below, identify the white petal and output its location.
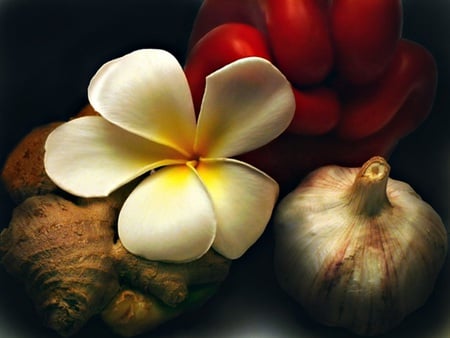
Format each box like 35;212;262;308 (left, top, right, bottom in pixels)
118;164;217;262
196;158;279;259
194;57;295;158
88;49;196;156
44;116;186;197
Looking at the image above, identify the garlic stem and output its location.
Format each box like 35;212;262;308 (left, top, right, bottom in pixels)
348;156;392;216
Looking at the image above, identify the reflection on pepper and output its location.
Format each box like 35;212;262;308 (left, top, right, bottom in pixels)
184;0;437;191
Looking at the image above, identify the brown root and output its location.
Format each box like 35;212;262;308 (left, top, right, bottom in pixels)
1;122;62;203
102;284;221;337
0;194;120;336
1;104;98;204
102;288;182;337
72;103;99;119
0;193;231;336
112;241;230;307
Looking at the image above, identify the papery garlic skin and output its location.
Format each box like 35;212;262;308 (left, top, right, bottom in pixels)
274;157;448;336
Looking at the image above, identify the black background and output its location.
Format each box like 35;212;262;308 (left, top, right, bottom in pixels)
0;0;449;337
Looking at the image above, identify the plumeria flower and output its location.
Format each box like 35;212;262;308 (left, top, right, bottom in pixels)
44;49;295;262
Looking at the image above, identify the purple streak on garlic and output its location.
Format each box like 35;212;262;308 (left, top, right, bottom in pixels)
274;156;448;336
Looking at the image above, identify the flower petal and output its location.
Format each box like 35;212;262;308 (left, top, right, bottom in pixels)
118;164;217;262
194;57;295;158
196;158;279;259
44;116;186;197
88;49;196;156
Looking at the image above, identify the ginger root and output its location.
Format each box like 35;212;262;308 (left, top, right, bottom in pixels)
1;122;62;203
0;105;231;337
102;285;219;337
102;289;173;337
0;104;98;203
0;195;120;337
112;241;230;307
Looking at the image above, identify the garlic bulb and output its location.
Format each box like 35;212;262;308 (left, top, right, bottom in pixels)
274;156;448;336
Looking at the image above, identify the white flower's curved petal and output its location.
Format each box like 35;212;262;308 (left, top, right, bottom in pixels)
194;57;295;158
118;164;217;262
44;116;187;197
196;158;279;259
88;49;196;156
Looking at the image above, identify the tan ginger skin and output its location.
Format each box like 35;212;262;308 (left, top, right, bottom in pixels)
0;104;231;337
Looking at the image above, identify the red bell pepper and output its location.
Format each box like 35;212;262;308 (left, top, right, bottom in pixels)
184;0;437;192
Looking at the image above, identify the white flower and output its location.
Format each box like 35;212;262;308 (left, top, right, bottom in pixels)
44;49;295;262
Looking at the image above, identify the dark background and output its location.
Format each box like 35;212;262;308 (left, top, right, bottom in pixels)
0;0;449;337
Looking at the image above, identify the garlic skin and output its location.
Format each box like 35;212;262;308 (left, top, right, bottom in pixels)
274;156;448;336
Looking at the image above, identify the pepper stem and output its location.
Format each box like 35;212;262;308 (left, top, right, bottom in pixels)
348;156;391;216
